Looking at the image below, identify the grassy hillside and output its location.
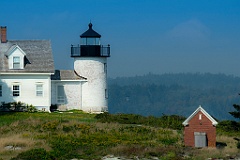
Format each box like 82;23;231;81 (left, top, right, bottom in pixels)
0;111;239;160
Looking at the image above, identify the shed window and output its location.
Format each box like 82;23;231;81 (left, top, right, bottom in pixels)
13;85;20;96
13;57;20;69
57;86;65;104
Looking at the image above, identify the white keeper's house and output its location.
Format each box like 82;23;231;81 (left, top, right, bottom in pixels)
0;23;110;112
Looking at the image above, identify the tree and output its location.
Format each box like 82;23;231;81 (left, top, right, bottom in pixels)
229;104;240;120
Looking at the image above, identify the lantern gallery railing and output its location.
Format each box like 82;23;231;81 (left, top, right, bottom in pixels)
71;45;110;57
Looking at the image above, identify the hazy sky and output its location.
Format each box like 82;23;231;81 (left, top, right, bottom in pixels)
1;0;240;78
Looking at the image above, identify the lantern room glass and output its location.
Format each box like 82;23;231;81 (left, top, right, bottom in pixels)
81;37;100;45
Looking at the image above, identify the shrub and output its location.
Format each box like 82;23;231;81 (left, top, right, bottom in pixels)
95;113;185;130
26;104;37;113
74;123;91;133
0;101;36;112
11;148;52;160
161;151;177;160
0;101;26;111
159;115;185;130
95;112;112;122
41;121;59;131
217;120;240;133
237;141;240;149
50;104;58;112
48;134;83;159
62;125;73;133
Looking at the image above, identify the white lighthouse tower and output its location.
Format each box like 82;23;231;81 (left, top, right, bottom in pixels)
71;23;110;112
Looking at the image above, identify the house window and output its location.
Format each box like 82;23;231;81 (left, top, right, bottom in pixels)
0;85;2;97
13;85;20;96
57;85;65;104
13;57;20;69
36;84;43;97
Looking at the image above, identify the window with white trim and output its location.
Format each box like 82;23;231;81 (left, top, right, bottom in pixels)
13;85;20;96
57;85;65;104
13;56;20;69
36;84;43;97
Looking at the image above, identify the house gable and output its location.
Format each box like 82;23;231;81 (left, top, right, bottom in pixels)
182;106;218;126
6;45;27;69
0;39;55;112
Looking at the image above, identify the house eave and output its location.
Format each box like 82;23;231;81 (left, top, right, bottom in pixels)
51;80;87;82
0;72;54;76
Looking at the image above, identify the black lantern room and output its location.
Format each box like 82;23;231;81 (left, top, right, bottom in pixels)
71;23;110;57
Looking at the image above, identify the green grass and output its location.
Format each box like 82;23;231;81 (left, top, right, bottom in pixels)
0;110;95;127
0;112;29;127
0;111;239;160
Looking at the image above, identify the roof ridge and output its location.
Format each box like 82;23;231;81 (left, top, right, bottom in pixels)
182;105;218;126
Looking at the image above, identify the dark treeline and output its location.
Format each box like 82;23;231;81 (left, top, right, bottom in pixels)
108;73;240;120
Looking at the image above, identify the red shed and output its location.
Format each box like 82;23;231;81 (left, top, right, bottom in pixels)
182;106;218;147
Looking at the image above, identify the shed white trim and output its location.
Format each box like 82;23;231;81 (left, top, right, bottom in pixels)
182;105;218;126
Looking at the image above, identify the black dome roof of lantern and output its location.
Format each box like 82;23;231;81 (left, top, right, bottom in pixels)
80;23;101;38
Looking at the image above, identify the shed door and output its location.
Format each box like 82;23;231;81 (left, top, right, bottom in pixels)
194;132;206;147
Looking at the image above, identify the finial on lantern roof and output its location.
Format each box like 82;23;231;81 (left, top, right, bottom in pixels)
80;22;101;38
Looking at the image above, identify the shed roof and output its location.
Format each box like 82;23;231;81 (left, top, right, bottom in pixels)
0;40;54;73
182;106;218;126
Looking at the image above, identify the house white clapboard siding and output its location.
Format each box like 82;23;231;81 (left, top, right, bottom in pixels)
0;32;54;111
0;75;52;111
0;24;110;112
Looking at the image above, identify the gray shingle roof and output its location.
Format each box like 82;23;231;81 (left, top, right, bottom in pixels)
51;70;87;80
0;40;54;73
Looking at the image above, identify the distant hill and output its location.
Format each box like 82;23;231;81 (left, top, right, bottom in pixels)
108;73;240;120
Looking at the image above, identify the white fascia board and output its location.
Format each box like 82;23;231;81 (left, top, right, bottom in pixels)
182;120;190;126
0;72;54;76
52;80;87;82
200;107;218;126
182;106;201;126
182;105;218;126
